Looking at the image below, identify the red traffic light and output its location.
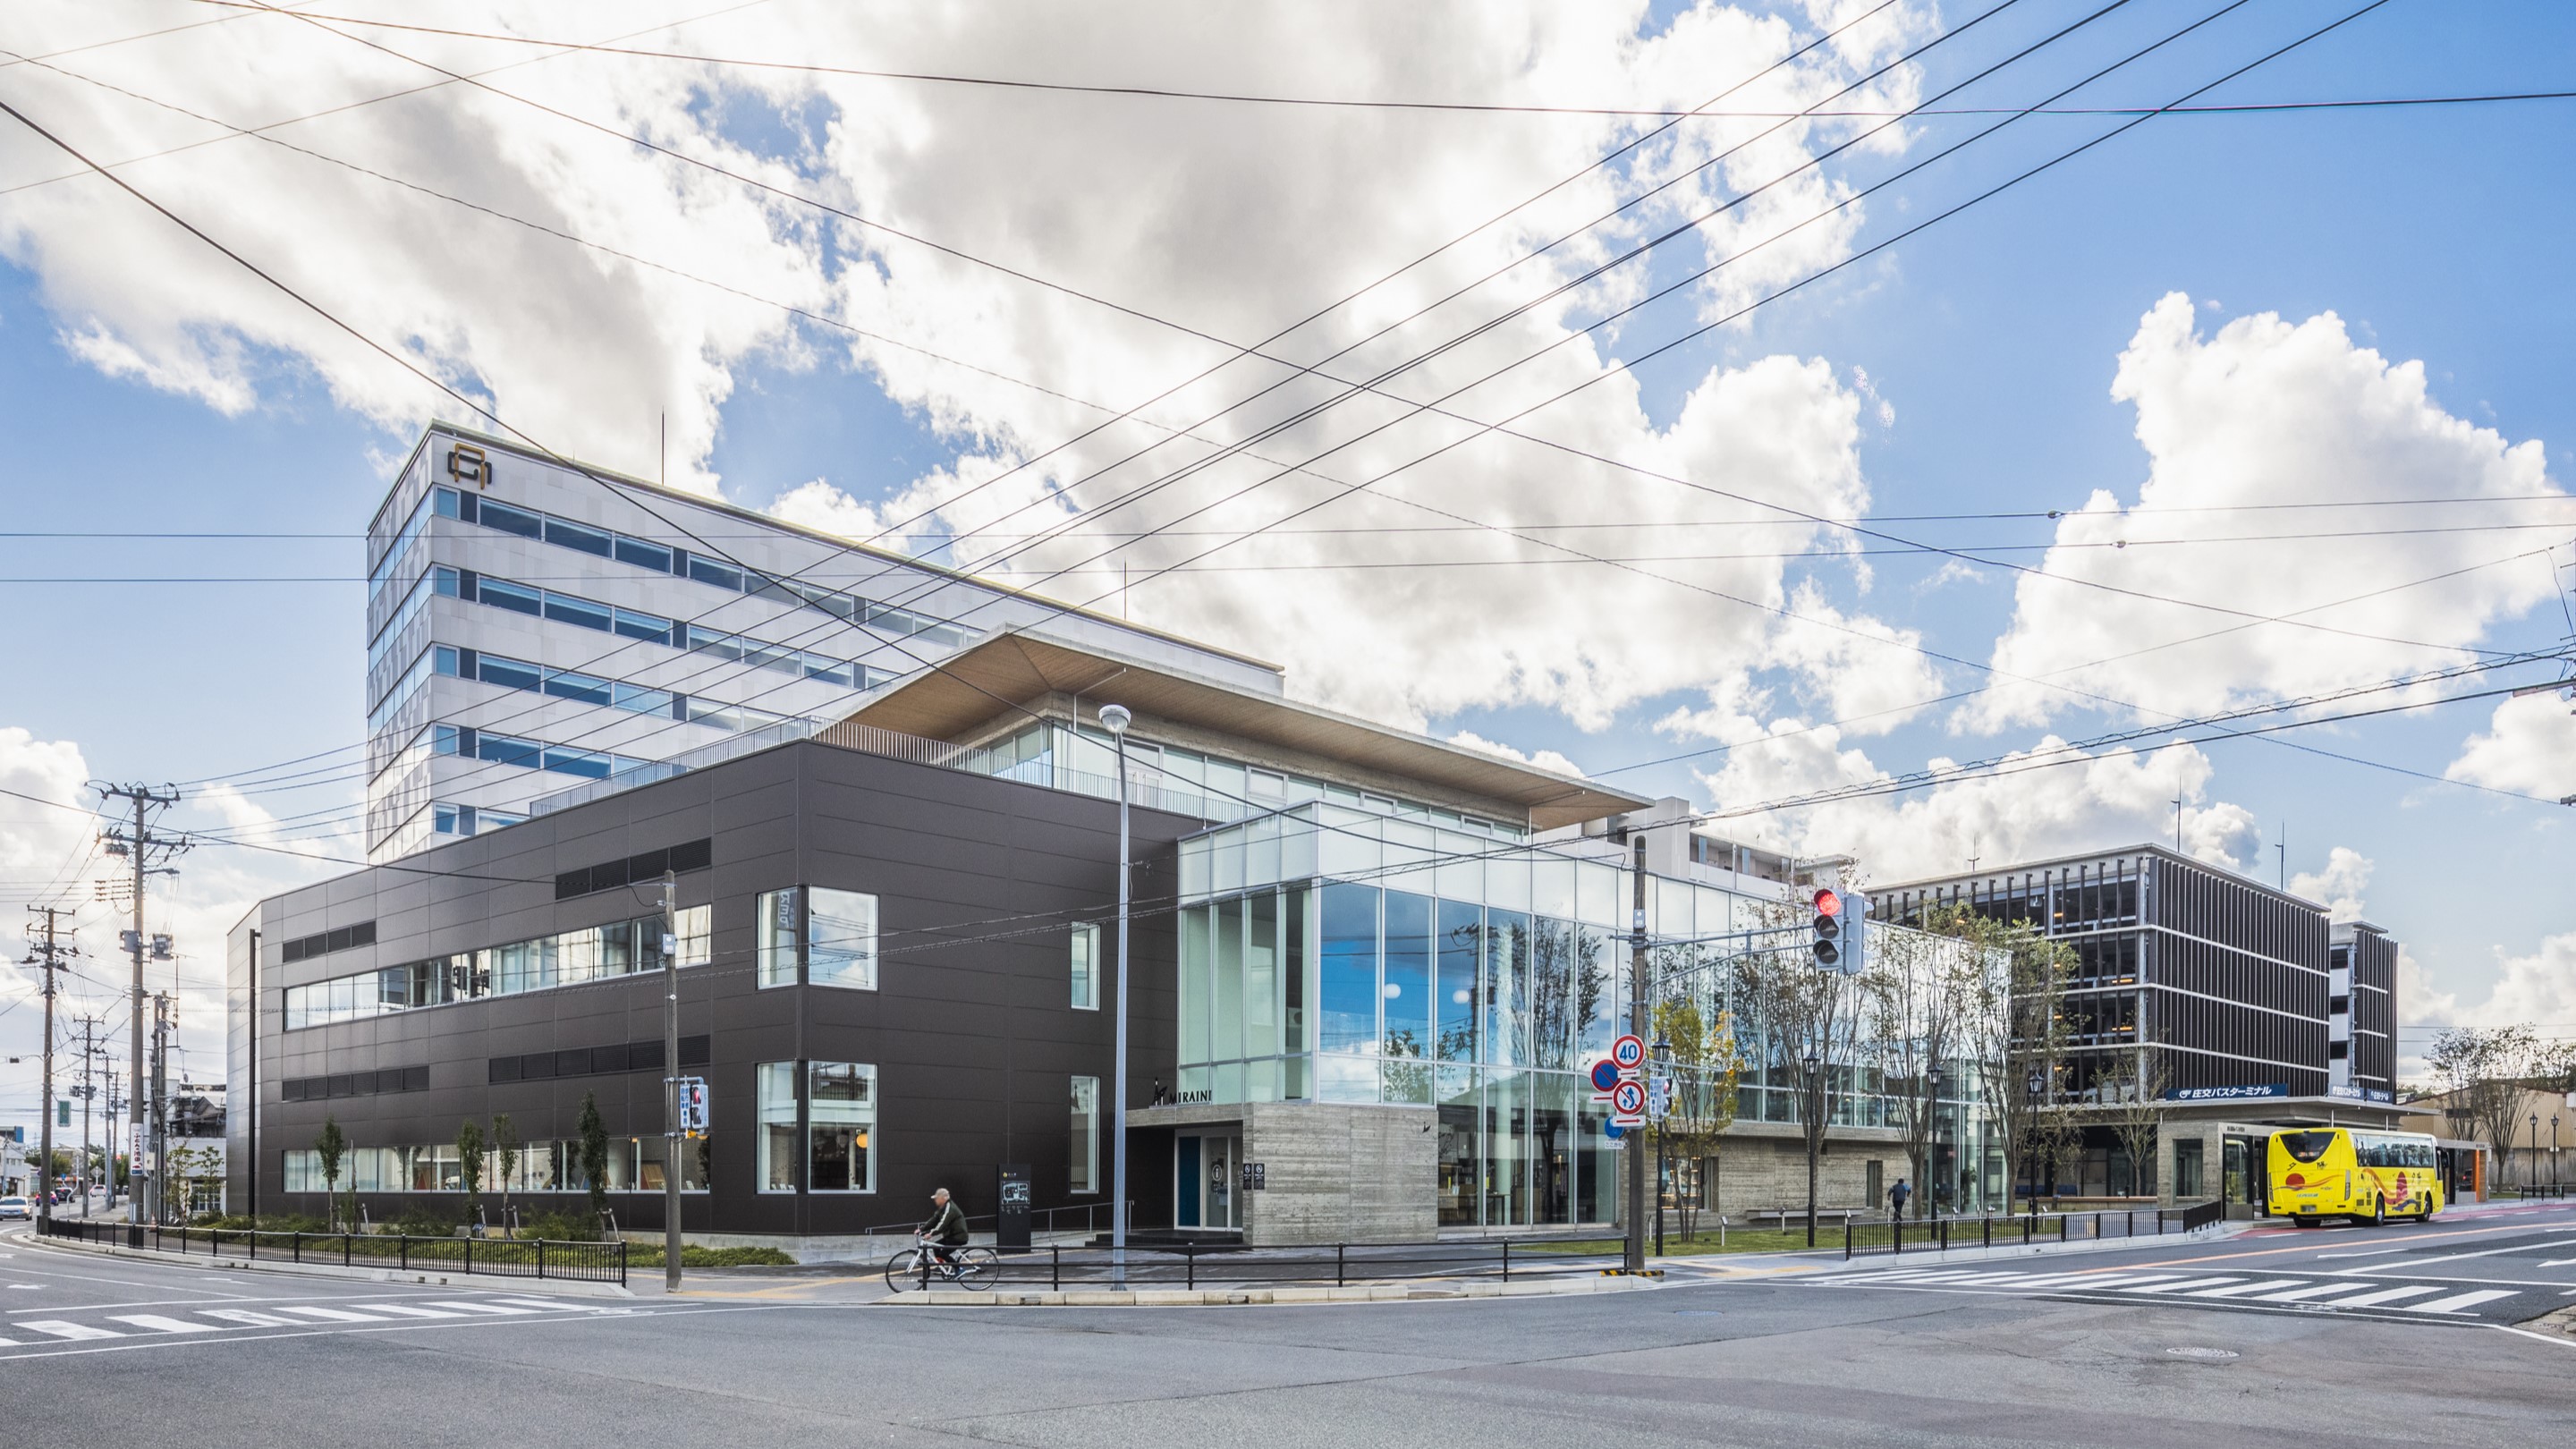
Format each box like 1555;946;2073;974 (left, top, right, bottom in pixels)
1811;887;1842;918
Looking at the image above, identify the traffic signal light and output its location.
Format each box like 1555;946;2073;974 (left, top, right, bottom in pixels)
1809;886;1868;976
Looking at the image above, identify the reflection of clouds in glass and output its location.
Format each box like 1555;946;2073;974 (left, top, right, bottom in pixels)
1384;983;1403;999
1453;989;1472;1005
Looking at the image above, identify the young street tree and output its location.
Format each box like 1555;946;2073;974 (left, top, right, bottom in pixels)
1864;925;1978;1218
2093;1049;2168;1199
1733;924;1856;1244
578;1090;611;1221
456;1119;485;1227
314;1116;347;1231
1928;903;2077;1214
2427;1026;2540;1183
1649;995;1741;1241
490;1113;519;1221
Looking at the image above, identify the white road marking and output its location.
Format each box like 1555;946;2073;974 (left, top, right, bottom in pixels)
343;1303;467;1319
108;1315;220;1335
2117;1276;2240;1294
278;1306;394;1323
198;1309;301;1328
2060;1275;2196;1292
2184;1280;2309;1299
419;1301;541;1316
21;1320;122;1341
7;1285;40;1290
2405;1289;2519;1315
2319;1284;2445;1309
2315;1248;2410;1258
2255;1283;2383;1302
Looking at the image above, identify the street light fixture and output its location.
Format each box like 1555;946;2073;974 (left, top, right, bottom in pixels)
1099;703;1132;1289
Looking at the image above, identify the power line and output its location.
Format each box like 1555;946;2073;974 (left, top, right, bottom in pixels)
14;518;2576;581
169;3;2576;123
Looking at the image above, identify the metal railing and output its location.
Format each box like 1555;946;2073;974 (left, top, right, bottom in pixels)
2497;1182;2574;1199
864;1200;1131;1240
41;1216;625;1284
1843;1204;2219;1259
911;1236;1629;1292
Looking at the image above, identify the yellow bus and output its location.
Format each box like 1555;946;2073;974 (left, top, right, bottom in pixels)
2267;1127;2443;1226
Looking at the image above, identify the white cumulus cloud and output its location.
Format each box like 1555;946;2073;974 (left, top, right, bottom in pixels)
1964;292;2564;732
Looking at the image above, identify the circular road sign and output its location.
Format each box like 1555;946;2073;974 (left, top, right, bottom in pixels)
1589;1058;1623;1093
1611;1080;1648;1115
1612;1034;1647;1070
1604;1121;1628;1140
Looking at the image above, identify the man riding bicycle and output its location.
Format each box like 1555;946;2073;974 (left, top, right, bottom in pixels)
918;1188;969;1275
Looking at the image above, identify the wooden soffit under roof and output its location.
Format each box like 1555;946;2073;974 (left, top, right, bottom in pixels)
835;631;1648;830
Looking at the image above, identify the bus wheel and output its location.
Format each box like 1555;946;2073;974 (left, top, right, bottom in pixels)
2373;1196;2387;1226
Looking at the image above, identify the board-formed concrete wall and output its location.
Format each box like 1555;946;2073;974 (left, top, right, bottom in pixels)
1242;1101;1437;1246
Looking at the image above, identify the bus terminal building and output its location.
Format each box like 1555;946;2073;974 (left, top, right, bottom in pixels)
225;425;2405;1247
231;622;2017;1247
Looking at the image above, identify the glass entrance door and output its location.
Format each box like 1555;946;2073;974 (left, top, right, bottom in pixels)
1176;1131;1242;1230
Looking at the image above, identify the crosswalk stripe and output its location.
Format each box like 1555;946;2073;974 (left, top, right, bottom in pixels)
278;1306;394;1322
108;1315;220;1334
198;1309;301;1327
419;1301;540;1316
2254;1283;2377;1302
488;1297;580;1311
2404;1289;2517;1315
21;1320;122;1341
2318;1284;2445;1309
343;1303;468;1319
2118;1276;2240;1294
2184;1280;2308;1299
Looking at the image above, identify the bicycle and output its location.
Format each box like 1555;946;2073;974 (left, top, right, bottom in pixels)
885;1239;998;1292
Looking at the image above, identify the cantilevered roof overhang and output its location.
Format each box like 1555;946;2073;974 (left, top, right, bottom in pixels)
832;631;1650;831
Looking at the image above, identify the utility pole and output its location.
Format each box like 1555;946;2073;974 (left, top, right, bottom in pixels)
1624;831;1648;1275
660;869;682;1292
149;993;172;1226
97;782;184;1236
23;907;76;1230
75;1015;101;1218
104;1067;123;1208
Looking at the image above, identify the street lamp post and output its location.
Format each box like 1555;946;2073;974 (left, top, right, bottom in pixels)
1801;1048;1823;1248
2025;1068;2045;1220
1100;704;1134;1290
1926;1064;1945;1220
2554;1114;2562;1191
1651;1038;1672;1255
2532;1114;2542;1191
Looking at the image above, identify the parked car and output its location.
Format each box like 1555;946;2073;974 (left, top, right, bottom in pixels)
0;1196;31;1220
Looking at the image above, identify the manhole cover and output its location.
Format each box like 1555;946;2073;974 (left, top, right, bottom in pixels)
2165;1346;2239;1360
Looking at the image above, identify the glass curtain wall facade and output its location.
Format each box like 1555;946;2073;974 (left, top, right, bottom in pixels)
1177;804;2004;1224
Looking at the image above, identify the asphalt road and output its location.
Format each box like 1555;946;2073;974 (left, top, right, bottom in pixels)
4;1214;2572;1448
1813;1199;2576;1326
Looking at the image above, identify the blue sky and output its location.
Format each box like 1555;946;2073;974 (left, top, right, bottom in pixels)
2;0;2572;1097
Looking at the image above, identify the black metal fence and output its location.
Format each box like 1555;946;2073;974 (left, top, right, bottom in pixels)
919;1236;1629;1292
1843;1204;2220;1259
41;1216;625;1284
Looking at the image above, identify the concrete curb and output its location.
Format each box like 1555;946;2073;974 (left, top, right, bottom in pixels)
885;1275;1658;1308
17;1231;638;1299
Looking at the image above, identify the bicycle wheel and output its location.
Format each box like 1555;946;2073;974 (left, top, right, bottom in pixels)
953;1246;999;1292
885;1249;925;1293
